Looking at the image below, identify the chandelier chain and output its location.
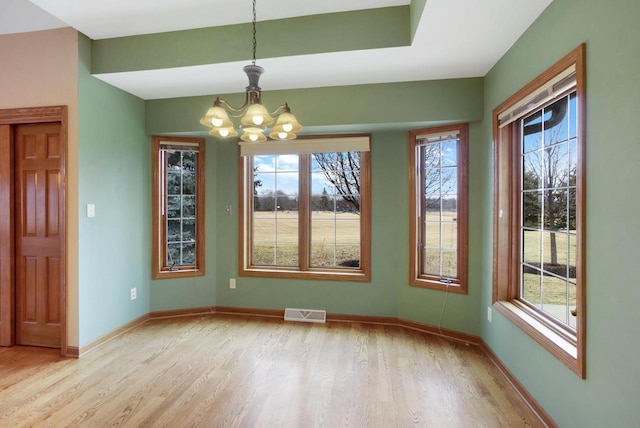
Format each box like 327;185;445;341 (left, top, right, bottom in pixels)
251;0;257;65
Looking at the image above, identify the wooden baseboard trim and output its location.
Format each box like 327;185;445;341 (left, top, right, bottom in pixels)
149;307;215;319
78;314;149;357
214;306;284;319
66;346;80;358
327;313;480;345
326;312;397;325
480;340;557;428
398;318;482;345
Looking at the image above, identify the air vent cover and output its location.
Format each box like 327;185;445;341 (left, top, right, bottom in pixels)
284;308;326;323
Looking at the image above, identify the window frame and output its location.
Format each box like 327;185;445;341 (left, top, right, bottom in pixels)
238;134;371;281
409;124;469;294
152;136;205;279
492;44;586;378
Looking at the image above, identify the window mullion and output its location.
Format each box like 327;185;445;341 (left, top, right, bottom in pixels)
161;150;168;268
418;146;426;274
439;156;444;278
245;156;255;267
299;155;310;271
510;125;522;299
273;160;278;265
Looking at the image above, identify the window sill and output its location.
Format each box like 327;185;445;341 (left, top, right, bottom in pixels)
494;300;582;377
153;268;204;280
409;277;467;294
240;266;370;282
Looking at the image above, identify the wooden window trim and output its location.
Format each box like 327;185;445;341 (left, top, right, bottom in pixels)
152;136;205;279
238;136;371;282
492;44;586;378
409;123;469;294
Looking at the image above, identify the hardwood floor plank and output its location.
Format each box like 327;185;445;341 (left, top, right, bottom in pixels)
0;315;543;427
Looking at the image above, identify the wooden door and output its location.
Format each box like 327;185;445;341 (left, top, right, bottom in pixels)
15;122;63;348
0;125;15;346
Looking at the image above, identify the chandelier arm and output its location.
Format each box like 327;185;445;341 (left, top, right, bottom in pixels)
268;104;289;116
215;94;250;115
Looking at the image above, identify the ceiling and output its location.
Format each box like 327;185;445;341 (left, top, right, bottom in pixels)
1;0;552;100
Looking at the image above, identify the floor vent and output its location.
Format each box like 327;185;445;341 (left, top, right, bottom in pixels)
284;308;326;324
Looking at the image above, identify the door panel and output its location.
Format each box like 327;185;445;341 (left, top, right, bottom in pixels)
15;123;62;348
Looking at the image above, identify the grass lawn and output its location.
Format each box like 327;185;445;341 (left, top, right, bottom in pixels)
252;211;361;267
521;229;577;326
250;211;577;325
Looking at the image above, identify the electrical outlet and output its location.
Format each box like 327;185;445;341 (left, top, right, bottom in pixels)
130;287;137;300
225;204;232;215
229;278;236;289
487;306;492;323
87;203;95;218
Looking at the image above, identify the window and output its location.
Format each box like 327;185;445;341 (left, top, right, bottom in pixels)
152;136;205;279
493;44;586;377
239;135;371;281
409;124;468;293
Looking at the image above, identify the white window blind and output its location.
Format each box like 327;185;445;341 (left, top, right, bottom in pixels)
240;135;370;156
160;140;200;152
498;65;576;128
415;130;461;146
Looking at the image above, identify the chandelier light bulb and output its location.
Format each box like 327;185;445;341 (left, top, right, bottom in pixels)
219;128;229;137
278;132;288;139
282;123;293;132
252;115;264;126
212;118;223;127
250;134;259;142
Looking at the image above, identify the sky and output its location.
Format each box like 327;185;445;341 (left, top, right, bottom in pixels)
253;154;354;197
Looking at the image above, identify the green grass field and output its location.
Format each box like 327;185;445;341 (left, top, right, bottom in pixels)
521;229;577;326
250;211;576;319
423;211;457;277
252;211;361;267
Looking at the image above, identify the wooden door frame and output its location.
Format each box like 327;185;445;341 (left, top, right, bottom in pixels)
0;106;68;355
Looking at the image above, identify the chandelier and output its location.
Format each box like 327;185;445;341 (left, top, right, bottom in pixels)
200;0;302;142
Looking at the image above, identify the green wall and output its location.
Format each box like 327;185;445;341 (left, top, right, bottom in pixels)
480;0;640;426
214;132;404;318
149;142;218;312
77;34;151;346
398;121;483;333
74;0;640;423
92;7;410;74
211;128;478;332
146;77;484;337
146;78;483;135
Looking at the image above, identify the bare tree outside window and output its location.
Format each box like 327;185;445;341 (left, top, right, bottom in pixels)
522;95;577;270
313;152;361;212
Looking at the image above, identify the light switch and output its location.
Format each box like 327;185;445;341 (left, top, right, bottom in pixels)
87;204;96;218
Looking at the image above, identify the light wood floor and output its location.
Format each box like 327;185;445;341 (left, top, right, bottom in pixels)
0;315;542;427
